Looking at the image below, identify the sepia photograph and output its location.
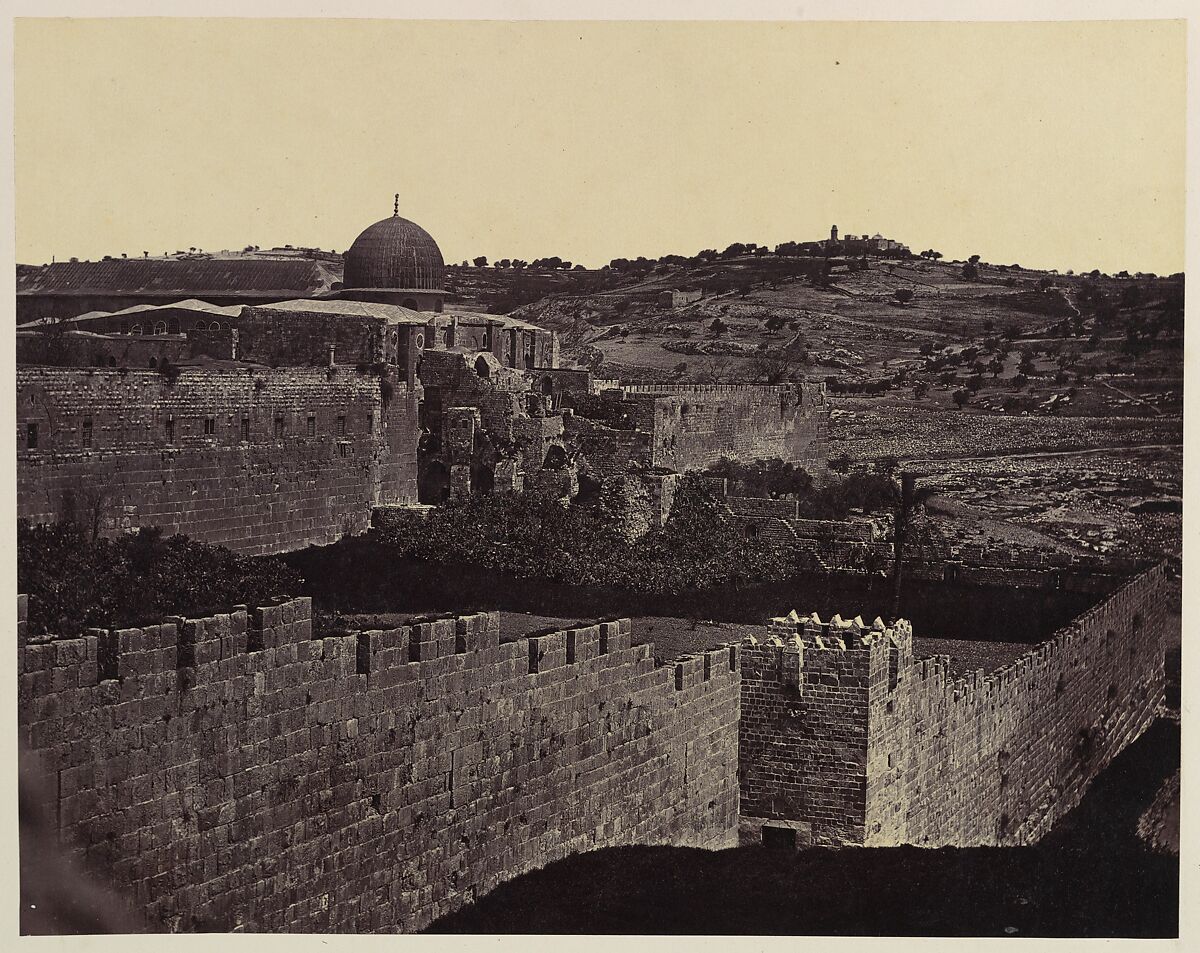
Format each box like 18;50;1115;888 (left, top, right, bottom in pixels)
9;6;1190;940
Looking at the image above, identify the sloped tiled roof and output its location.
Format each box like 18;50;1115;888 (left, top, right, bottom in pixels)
17;299;245;329
16;259;338;296
254;298;427;324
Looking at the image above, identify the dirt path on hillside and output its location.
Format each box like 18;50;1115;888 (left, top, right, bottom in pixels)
899;442;1180;465
1099;379;1164;416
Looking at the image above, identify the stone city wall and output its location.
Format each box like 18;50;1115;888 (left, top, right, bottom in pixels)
865;562;1170;846
614;383;830;475
17;596;740;932
739;562;1171;847
17;366;419;555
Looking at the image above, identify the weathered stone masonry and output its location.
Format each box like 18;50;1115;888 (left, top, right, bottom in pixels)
568;382;830;478
17;366;420;555
865;563;1170;847
17;596;740;932
739;563;1171;847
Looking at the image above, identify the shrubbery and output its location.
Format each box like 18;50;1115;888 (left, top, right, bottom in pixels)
18;521;303;636
376;476;797;594
704;457;899;520
374;467;902;596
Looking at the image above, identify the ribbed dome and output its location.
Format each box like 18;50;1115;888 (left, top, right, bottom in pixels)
343;212;445;291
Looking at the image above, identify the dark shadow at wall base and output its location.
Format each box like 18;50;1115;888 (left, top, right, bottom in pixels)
426;720;1179;938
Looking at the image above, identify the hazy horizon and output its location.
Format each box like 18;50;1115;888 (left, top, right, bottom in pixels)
15;18;1187;276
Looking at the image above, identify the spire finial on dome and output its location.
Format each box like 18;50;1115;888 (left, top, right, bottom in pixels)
394;193;399;216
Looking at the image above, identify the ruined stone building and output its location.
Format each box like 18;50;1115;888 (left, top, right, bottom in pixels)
16;201;832;553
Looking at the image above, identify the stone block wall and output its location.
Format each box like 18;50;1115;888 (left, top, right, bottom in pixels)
562;412;653;479
739;563;1171;847
587;383;831;476
17;597;740;933
865;563;1170;846
17;366;420;555
739;619;872;846
235;308;390;367
16;330;194;369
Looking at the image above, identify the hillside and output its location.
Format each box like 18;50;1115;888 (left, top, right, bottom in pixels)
454;253;1183;562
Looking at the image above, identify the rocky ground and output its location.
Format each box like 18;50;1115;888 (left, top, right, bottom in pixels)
500;254;1183;563
830;402;1182;559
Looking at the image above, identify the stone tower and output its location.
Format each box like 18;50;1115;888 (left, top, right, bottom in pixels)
831;224;839;242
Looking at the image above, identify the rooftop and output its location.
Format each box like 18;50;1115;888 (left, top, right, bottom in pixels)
17;299;247;329
16;258;339;297
257;298;544;330
256;298;426;323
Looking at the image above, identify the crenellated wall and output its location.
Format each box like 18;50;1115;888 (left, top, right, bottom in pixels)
17;596;740;932
739;563;1171;847
865;563;1170;846
740;622;872;846
17;366;420;555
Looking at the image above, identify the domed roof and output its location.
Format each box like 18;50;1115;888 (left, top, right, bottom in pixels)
343;201;445;291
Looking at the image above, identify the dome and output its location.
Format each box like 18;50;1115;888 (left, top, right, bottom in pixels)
343;207;445;291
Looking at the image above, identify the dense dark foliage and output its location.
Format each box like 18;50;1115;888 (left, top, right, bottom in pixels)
18;521;303;636
703;457;900;519
375;476;799;594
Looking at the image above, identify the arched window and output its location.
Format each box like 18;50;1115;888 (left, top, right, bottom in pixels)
209;321;222;331
195;321;208;330
108;356;117;367
130;324;143;335
148;357;158;369
443;328;454;348
402;298;419;310
168;320;181;334
152;321;167;335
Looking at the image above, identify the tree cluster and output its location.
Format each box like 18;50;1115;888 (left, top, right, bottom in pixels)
18;522;303;637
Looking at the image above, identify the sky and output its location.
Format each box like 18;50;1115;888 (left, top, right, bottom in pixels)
14;18;1187;275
